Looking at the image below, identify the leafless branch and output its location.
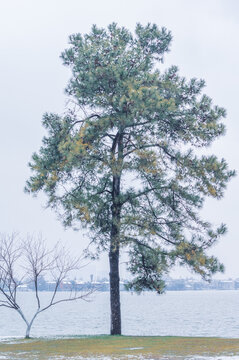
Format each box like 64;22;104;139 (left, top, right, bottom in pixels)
0;233;94;339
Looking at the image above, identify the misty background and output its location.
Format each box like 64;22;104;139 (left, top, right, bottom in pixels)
0;0;238;280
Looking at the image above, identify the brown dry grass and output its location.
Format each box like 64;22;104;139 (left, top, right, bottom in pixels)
0;335;239;359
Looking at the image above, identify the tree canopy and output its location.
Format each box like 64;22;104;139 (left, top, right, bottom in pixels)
26;23;235;334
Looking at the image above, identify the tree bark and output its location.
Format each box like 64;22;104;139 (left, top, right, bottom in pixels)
109;131;123;335
109;171;122;335
25;325;31;339
109;208;121;335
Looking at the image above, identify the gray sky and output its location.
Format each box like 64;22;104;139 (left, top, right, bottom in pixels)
0;0;238;280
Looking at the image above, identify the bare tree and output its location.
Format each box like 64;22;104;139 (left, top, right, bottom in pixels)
0;233;93;338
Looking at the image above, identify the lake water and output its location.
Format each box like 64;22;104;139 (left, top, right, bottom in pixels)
0;290;239;339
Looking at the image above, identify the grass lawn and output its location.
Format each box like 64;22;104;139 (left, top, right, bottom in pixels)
0;335;239;359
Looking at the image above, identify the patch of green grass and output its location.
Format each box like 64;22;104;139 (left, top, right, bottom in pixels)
1;335;239;359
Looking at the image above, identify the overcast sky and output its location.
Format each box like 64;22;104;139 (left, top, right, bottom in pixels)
0;0;238;280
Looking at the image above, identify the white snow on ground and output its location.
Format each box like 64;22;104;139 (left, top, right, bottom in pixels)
8;355;239;360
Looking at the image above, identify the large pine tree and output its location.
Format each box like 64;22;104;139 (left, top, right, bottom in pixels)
26;23;234;335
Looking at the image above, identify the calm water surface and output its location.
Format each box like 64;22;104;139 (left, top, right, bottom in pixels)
0;290;239;338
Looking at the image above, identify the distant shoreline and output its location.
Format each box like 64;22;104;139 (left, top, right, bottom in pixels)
18;278;239;292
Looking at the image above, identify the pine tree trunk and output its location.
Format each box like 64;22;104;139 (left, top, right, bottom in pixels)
109;239;121;335
109;172;122;335
109;133;123;335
